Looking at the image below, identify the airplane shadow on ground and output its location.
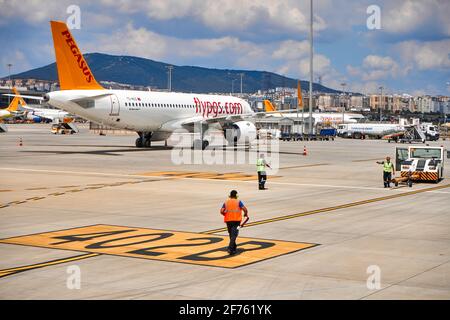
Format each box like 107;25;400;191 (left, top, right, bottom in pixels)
24;145;306;157
20;146;174;156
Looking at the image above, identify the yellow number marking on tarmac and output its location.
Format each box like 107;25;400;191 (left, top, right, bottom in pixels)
0;225;315;269
136;171;280;181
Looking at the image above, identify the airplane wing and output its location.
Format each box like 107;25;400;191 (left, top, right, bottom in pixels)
179;108;301;128
3;94;44;101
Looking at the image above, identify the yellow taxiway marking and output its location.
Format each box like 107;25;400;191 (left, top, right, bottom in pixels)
279;163;330;170
0;253;100;279
0;190;13;192
352;158;384;163
203;182;450;234
136;171;280;181
0;225;316;269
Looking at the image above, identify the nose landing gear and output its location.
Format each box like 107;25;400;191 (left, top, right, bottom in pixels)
136;132;152;148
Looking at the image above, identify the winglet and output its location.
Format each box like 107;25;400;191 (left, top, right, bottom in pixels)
263;100;276;112
50;21;103;90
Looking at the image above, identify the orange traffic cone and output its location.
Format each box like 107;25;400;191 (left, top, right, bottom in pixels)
19;138;23;146
303;146;307;156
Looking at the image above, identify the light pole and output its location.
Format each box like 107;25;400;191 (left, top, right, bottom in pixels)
341;82;346;124
379;86;383;122
308;0;313;135
239;73;244;95
7;63;12;105
166;65;173;92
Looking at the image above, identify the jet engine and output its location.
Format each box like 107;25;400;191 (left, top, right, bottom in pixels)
224;121;257;145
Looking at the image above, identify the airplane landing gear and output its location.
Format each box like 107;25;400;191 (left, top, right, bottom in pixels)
136;132;152;148
193;139;209;150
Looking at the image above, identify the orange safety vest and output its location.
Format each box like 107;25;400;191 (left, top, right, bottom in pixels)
223;198;242;222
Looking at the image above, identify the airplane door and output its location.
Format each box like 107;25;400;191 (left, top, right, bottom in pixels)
395;147;409;169
110;95;120;116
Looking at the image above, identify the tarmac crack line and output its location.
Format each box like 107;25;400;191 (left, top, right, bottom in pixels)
0;178;168;209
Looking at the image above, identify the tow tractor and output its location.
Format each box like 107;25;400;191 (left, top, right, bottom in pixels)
393;146;447;186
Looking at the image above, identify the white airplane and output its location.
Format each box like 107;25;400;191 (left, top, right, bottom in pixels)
14;88;69;122
1;88;26;132
24;107;69;123
0;88;25;119
263;100;365;124
11;21;292;149
337;123;405;139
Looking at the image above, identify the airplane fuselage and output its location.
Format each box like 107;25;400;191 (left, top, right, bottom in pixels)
46;90;253;132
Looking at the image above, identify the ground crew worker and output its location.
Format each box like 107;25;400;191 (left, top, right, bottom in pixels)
376;156;396;188
220;190;249;255
256;154;271;190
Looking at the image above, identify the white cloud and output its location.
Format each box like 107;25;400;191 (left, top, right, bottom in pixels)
0;0;72;24
100;0;327;35
87;24;168;60
382;0;450;37
363;55;397;70
396;39;450;70
347;54;402;83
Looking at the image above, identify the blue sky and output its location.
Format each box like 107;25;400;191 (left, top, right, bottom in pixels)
0;0;449;95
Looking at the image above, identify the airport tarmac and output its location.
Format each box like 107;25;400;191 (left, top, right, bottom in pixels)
0;123;449;300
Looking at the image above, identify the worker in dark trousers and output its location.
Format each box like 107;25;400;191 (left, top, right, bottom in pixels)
256;154;271;190
220;190;249;255
376;156;396;188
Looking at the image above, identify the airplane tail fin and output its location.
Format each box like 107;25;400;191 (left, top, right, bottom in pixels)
297;80;303;110
6;97;19;112
50;21;103;90
12;87;27;108
6;88;24;112
263;100;276;112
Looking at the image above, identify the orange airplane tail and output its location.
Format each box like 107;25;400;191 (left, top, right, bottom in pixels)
263;100;276;112
6;88;26;112
297;80;303;110
50;21;103;90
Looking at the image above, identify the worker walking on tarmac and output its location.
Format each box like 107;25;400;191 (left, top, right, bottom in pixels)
220;190;249;255
376;156;396;188
256;154;271;190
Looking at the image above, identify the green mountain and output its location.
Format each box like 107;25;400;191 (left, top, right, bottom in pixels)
10;53;339;94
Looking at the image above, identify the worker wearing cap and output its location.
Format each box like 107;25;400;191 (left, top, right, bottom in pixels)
220;190;249;255
256;154;271;190
376;156;396;188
